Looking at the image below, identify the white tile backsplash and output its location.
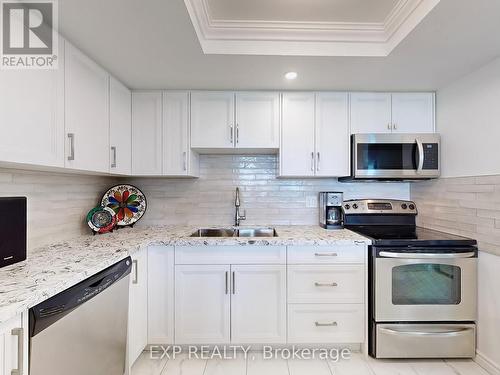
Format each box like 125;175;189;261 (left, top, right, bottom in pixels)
129;155;410;227
0;168;117;251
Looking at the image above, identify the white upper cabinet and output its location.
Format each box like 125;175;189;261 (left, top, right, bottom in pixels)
350;92;392;134
235;92;280;149
280;92;316;177
350;92;435;134
391;93;435;133
0;37;64;168
281;92;349;177
191;91;234;149
315;92;350;177
131;92;163;175
230;265;286;344
64;41;110;173
163;92;198;176
109;77;132;175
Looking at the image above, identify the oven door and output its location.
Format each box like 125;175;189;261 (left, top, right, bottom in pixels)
374;249;477;322
353;134;440;179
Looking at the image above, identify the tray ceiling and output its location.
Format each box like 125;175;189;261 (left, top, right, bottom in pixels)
184;0;441;56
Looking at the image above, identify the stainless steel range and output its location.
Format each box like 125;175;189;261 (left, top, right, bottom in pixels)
344;199;477;359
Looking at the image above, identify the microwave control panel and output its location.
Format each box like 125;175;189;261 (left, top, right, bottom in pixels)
422;143;439;170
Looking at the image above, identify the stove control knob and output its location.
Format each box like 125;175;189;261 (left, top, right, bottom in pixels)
352;204;358;209
344;204;350;210
401;203;408;209
409;204;415;210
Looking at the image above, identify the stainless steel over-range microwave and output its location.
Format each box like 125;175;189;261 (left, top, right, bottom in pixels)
342;133;440;181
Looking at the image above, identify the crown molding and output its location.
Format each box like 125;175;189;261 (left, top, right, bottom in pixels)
184;0;441;56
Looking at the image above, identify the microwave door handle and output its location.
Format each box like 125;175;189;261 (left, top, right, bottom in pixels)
378;251;476;259
416;138;424;173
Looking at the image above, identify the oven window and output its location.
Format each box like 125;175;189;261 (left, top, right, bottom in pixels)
392;264;461;305
357;143;417;170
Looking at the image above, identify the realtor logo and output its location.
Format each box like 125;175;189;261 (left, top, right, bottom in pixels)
1;0;58;69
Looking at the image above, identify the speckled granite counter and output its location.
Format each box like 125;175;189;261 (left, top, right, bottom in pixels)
0;225;370;324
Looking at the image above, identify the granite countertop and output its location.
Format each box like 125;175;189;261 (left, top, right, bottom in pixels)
0;225;370;324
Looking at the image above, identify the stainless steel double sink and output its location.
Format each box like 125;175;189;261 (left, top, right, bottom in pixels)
190;227;278;238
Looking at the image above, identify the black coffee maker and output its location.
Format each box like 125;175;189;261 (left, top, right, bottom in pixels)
319;192;344;229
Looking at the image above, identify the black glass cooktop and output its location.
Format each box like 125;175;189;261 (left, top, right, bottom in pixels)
346;225;477;247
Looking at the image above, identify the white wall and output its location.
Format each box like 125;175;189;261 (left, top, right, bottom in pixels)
477;252;500;372
437;56;500;178
419;56;500;373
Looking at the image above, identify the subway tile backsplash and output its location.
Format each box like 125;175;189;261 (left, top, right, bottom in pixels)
411;175;500;256
129;155;410;227
0;168;118;251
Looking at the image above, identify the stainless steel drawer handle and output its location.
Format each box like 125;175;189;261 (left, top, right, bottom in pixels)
315;321;337;327
111;146;117;168
379;251;476;259
132;259;138;284
11;327;23;375
379;327;471;337
354;241;365;245
67;133;75;161
225;271;229;294
314;253;338;257
314;282;338;287
232;271;235;294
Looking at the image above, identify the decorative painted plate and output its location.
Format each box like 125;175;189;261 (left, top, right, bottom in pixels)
86;206;117;234
101;184;147;227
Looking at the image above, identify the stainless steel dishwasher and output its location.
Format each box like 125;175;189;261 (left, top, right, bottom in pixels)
29;257;131;375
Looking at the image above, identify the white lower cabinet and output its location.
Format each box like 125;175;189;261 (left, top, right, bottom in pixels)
288;264;364;304
287;244;367;345
175;265;231;344
0;313;26;375
147;246;175;344
128;248;148;367
288;304;364;344
231;265;287;343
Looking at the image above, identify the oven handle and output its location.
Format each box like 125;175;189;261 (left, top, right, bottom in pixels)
416;138;424;173
378;251;476;259
379;326;472;337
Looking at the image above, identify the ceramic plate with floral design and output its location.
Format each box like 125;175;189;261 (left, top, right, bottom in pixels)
86;206;117;234
101;184;147;227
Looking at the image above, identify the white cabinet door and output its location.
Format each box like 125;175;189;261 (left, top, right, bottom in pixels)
0;314;24;375
175;265;231;344
315;92;350;176
64;41;109;173
235;92;280;149
350;92;392;134
128;249;148;366
109;77;132;175
163;92;190;175
131;92;163;175
0;37;64;168
281;92;316;177
231;265;287;343
191;91;234;149
147;246;174;344
391;93;435;133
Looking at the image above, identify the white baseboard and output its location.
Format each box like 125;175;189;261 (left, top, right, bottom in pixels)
476;350;500;375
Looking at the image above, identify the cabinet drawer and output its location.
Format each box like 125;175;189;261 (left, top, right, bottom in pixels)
175;246;286;264
288;265;364;304
287;245;365;264
288;304;364;344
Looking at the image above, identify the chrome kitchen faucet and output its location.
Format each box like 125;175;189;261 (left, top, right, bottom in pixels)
234;187;246;226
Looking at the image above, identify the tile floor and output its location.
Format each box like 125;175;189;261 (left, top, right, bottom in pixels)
131;351;491;375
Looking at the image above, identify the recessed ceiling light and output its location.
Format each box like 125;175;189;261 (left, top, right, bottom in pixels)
285;71;298;80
